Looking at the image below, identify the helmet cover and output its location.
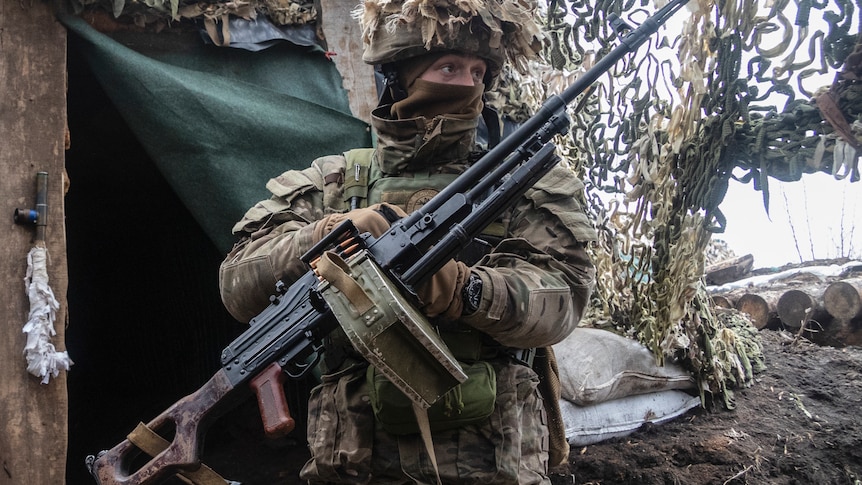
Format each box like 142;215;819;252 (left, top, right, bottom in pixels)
353;0;545;76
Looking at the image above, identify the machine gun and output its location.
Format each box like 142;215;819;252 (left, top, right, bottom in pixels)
86;1;689;482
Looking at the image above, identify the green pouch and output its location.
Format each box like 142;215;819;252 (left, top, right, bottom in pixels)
367;361;497;435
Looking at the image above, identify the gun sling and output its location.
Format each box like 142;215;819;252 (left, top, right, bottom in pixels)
126;423;227;485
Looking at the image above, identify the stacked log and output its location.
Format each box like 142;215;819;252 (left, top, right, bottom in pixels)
710;295;733;309
813;281;862;347
776;290;816;329
705;254;754;286
735;294;773;330
721;289;785;330
713;278;862;347
822;281;862;321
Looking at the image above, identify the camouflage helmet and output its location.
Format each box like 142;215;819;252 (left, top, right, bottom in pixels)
353;0;545;78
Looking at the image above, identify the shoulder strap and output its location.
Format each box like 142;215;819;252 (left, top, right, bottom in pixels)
413;402;443;485
343;148;375;210
127;422;233;485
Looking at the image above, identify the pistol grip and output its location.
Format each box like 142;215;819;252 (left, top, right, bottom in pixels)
250;362;295;438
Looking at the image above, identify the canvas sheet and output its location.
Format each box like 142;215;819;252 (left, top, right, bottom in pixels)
61;15;372;252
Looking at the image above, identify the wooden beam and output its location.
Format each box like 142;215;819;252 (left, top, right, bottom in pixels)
705;254;753;286
318;0;378;124
0;2;69;483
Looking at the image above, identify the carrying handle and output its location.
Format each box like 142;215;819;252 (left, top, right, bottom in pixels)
316;251;374;314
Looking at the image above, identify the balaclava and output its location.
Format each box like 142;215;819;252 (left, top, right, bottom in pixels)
389;52;485;121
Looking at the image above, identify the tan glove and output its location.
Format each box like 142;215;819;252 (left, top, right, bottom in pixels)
416;260;471;319
312;203;468;319
311;203;407;242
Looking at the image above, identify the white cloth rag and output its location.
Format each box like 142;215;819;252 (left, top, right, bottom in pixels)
23;246;73;384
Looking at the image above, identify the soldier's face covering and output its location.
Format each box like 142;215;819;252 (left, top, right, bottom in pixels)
389;53;487;121
373;53;487;174
390;79;484;121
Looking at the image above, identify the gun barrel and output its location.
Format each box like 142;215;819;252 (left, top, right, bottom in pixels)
398;142;561;286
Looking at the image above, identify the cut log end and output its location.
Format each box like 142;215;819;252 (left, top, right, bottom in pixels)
777;290;816;329
822;281;862;320
735;293;770;329
711;295;733;309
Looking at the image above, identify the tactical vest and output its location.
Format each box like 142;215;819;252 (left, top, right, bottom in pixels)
339;148;506;240
325;149;572;466
321;148;507;370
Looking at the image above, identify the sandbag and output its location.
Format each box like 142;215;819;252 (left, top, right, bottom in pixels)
560;390;701;445
553;328;695;406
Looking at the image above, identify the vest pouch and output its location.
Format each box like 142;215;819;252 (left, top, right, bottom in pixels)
317;250;467;408
368;360;497;435
438;328;484;362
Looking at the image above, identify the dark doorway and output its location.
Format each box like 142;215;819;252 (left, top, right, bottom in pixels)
64;34;311;485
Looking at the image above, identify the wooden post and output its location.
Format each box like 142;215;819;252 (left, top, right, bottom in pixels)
317;0;378;124
0;2;69;484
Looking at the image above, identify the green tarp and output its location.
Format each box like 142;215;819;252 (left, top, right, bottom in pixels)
61;15;372;252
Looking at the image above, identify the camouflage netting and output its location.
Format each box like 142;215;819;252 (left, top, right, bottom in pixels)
69;0;860;408
495;0;860;408
68;0;317;38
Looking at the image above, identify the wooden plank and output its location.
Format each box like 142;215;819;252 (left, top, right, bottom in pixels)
705;254;753;285
318;0;378;124
0;2;69;484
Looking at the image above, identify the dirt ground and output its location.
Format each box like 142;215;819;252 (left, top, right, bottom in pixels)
562;328;862;485
196;325;862;485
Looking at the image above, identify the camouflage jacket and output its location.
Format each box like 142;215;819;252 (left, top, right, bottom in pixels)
219;110;597;350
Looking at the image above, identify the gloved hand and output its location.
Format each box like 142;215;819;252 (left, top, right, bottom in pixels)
311;203;407;242
416;260;471;319
312;203;470;319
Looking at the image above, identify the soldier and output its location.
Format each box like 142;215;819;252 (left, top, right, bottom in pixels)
219;0;597;483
